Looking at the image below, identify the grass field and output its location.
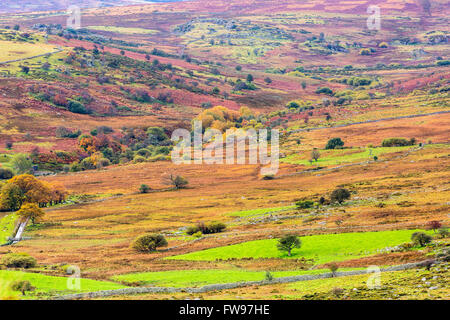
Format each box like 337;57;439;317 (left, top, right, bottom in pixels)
0;40;57;63
281;146;413;166
0;270;126;299
227;206;296;217
0;213;17;243
168;230;428;263
111;268;362;287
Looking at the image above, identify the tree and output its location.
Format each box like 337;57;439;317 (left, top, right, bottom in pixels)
8;174;52;207
10;280;35;295
330;188;351;204
328;263;339;277
264;77;272;84
17;203;44;224
11;154;33;174
20;66;30;74
311;149;320;162
301;81;307;90
426;221;442;233
277;234;301;257
131;234;168;253
411;232;432;247
164;174;189;189
325;138;344;150
246;74;254;83
0;183;23;211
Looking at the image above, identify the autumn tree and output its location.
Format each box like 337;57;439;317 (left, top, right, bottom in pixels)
17;203;44;224
0;183;23;211
7;174;53;208
426;221;442;233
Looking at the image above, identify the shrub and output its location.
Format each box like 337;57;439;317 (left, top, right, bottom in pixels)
436;228;449;239
296;200;314;209
68;100;89;114
55;126;81;138
131;234;168;253
139;184;151;194
330;188;351;204
331;287;344;297
186;222;226;235
381;138;415;147
411;232;432;247
325;137;344;150
1;253;37;268
265;271;274;281
207;222;226;234
0;168;14;180
360;48;371;55
277;234;301;256
10;280;35;295
315;87;333;95
133;155;146;163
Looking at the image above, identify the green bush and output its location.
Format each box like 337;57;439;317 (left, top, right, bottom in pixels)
382;138;415;147
68;100;89;114
0;168;14;180
139;184;151;194
330;188;351;204
1;253;37;268
131;234;168;253
325;137;344;150
296;200;315;209
411;232;432;247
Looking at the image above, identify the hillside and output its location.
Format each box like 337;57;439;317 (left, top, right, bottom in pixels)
0;0;448;303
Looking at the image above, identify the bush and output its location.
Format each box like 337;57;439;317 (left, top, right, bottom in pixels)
381;138;415;147
436;228;449;239
411;232;432;247
207;222;226;234
139;184;151;194
315;87;333;95
330;188;351;204
131;234;168;253
68;100;89;114
0;168;14;180
1;253;37;268
186;222;226;235
325;137;344;150
296;200;314;209
265;271;273;281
